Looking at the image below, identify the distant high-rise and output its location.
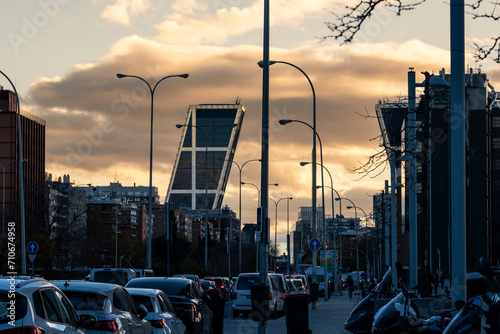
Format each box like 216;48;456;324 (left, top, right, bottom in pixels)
0;88;45;236
166;104;245;210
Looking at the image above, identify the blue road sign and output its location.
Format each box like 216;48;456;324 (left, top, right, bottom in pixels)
309;238;321;252
27;241;39;254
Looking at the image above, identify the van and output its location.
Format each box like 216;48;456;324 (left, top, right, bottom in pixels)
232;273;277;318
133;268;155;277
89;268;137;286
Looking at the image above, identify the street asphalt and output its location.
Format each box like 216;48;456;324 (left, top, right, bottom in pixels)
223;291;361;334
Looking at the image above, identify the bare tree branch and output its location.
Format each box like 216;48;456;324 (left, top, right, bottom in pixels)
323;0;500;63
322;0;425;44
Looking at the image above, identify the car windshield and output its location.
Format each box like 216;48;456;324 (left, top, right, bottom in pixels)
236;276;259;290
0;292;27;323
64;291;106;311
130;295;154;312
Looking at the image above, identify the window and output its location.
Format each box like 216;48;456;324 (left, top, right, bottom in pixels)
157;293;175;314
130;294;154;312
53;289;78;324
34;289;63;323
0;292;27;324
64;291;106;311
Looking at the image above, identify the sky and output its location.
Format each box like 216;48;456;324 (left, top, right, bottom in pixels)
2;0;500;254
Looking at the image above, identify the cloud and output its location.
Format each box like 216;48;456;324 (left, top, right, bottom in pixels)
154;0;332;45
99;0;150;27
25;31;460;226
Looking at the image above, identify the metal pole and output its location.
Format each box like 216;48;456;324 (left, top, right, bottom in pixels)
450;0;466;304
0;72;26;274
115;201;118;268
259;0;270;331
1;160;16;238
286;197;291;293
166;202;170;277
408;68;418;288
390;152;397;287
384;181;390;274
117;73;188;269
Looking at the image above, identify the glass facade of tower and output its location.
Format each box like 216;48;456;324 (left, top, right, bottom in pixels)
166;104;245;210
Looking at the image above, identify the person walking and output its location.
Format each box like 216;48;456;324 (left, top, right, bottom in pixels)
346;275;354;300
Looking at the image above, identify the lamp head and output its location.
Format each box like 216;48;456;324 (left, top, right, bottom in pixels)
279;119;292;125
175;124;184;129
335;198;341;201
289;197;293;200
315;185;322;189
271;183;279;187
179;73;189;78
257;60;277;68
299;162;310;166
116;73;127;79
347;206;354;209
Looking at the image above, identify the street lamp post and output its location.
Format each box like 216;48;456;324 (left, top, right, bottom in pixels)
0;70;26;274
116;72;188;269
318;184;342;295
269;197;292;272
347;206;369;275
279;119;323;304
231;159;261;274
1;159;17;237
261;60;318;308
338;198;359;290
285;196;293;292
176;123;236;270
241;181;278;271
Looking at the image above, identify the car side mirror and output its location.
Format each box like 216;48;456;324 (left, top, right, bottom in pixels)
79;314;96;328
137;304;148;320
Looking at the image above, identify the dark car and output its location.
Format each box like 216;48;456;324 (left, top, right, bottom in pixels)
202;277;229;300
125;277;213;334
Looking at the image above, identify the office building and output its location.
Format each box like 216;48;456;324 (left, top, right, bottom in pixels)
166;103;245;210
0;88;45;236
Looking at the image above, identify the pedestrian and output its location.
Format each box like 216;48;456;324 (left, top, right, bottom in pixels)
431;275;438;296
346;275;354;300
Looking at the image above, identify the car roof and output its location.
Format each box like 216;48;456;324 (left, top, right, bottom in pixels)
51;280;122;293
127;277;190;286
0;277;52;290
125;287;164;296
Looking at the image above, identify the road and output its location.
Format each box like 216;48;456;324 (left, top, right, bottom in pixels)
223;291;359;334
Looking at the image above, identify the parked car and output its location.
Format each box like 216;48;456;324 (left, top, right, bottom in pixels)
171;275;201;289
89;268;138;286
269;273;286;315
199;279;218;293
202;276;229;300
0;277;95;334
52;280;152;334
133;269;155;277
291;278;307;293
126;287;187;334
125;277;212;334
286;274;309;294
231;273;277;318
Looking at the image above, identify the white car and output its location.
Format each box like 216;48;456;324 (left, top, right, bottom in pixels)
231;273;277;318
269;274;286;315
126;288;187;334
0;277;94;334
52;280;152;334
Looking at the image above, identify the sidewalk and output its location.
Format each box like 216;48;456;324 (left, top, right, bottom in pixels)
224;292;360;334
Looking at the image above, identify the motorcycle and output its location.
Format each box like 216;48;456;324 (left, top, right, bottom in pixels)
443;257;500;334
371;263;452;334
344;267;395;334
